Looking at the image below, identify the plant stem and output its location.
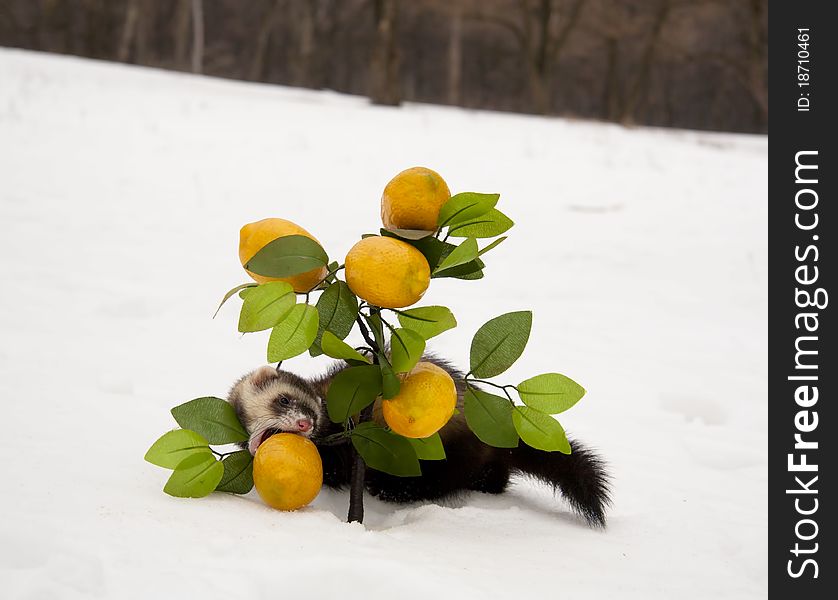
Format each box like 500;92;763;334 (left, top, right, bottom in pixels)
466;378;518;403
304;263;345;295
378;314;403;347
356;315;378;351
347;400;374;523
347;312;382;524
210;448;236;459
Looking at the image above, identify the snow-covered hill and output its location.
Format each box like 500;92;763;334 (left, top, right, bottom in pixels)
0;49;767;599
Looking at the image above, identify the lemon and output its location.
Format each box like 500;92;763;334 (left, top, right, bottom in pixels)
253;433;323;511
344;236;430;309
382;362;457;438
381;167;451;231
239;218;328;292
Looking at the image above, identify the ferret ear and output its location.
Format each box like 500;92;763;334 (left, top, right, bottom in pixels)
250;365;279;389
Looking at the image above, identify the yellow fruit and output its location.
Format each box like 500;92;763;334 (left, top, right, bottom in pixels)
252;433;323;511
381;167;451;231
382;362;457;438
239;218;328;292
344;236;430;309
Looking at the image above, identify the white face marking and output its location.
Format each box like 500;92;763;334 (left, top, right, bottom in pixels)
230;368;325;454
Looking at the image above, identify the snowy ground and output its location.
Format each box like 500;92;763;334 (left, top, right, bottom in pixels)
0;49;767;599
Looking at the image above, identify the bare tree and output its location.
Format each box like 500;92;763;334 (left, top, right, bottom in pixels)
369;0;401;106
293;1;316;86
618;0;670;124
601;36;620;120
447;6;463;105
249;0;284;81
0;0;769;133
191;0;204;74
653;0;768;129
172;0;191;70
117;0;139;62
726;0;767;126
470;0;587;114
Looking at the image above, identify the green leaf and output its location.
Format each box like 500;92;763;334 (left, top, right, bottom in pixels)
434;238;479;273
213;283;256;318
408;433;446;460
244;235;328;279
144;429;212;469
512;406;571;453
351;422;421;477
310;281;359;356
267;303;319;361
396;306;457;339
389;328;426;373
402;235;448;270
163;453;225;498
447;208;514;238
379;355;401;399
518;373;586;414
326;365;383;423
463;389;519;448
380;227;436;240
321;331;370;363
379;234;484;279
469;311;532;378
170;397;249;444
325;261;340;284
438;192;499;228
237;281;295;333
478;236;507;257
429;241;484;279
436;257;484;280
215;451;254;494
365;313;386;350
379;234;447;272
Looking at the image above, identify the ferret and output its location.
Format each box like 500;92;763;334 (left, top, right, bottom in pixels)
227;356;611;526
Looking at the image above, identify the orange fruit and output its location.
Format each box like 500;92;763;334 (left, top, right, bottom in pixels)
381;167;451;231
252;433;323;511
239;218;328;292
344;236;430;309
382;362;457;438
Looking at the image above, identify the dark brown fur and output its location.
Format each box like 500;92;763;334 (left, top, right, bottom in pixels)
231;356;611;527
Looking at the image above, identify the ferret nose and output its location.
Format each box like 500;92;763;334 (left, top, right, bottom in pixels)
296;419;312;432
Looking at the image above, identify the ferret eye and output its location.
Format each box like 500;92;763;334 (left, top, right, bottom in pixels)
279;397;291;406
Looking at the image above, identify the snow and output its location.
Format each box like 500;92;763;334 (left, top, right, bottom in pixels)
0;48;767;599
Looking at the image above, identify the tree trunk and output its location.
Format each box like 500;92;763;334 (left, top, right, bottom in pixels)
521;0;586;115
295;1;316;87
190;0;204;74
447;9;462;106
249;0;283;82
529;0;552;114
117;0;139;63
602;37;620;121
619;0;670;124
528;65;550;114
173;0;191;70
135;0;151;66
370;0;401;106
745;0;768;129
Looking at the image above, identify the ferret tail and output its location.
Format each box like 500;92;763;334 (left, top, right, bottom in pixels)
508;439;611;527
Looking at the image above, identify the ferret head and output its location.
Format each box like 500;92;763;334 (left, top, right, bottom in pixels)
228;366;326;455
